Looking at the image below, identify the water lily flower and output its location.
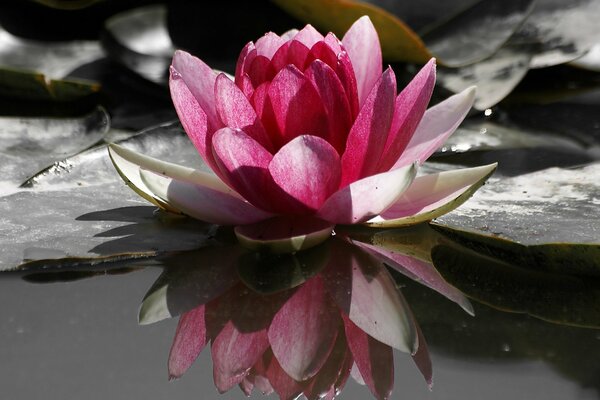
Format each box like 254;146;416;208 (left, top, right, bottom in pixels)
109;16;497;253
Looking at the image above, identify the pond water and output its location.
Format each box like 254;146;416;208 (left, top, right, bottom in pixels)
1;262;599;400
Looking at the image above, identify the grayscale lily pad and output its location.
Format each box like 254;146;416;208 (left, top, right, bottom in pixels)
0;122;211;271
421;0;535;67
437;42;533;110
439;118;587;154
101;4;174;85
436;162;600;245
0;25;103;100
431;243;600;328
0;107;109;191
517;0;600;68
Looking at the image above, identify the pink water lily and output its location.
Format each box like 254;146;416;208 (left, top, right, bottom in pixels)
109;16;496;252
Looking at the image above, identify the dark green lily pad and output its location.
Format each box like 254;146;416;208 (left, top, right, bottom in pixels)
101;4;174;85
0;107;109;190
436;162;600;245
421;0;535;67
0;25;103;101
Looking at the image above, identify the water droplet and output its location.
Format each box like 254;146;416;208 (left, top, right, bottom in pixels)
484;108;493;117
501;343;511;352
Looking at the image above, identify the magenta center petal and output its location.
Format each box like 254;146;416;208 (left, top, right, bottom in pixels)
305;60;353;154
214;73;273;152
211;127;276;211
267;65;329;148
269;135;342;211
270;40;310;73
340;67;397;187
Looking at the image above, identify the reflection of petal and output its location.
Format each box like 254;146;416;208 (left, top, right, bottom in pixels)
168;305;207;379
139;246;241;324
323;240;417;353
344;315;394;400
303;325;351;399
212;323;270;393
350;240;474;315
411;313;433;388
264;351;305;400
268;276;340;381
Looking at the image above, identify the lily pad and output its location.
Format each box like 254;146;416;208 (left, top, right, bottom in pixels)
0;122;211;271
431;243;600;328
101;4;174;85
436;162;600;245
436;42;534;110
0;25;103;101
517;0;600;68
0;107;109;191
420;0;535;67
270;0;432;63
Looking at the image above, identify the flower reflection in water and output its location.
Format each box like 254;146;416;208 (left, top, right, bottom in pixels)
141;228;472;399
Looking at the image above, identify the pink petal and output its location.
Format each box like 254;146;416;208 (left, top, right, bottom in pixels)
340;68;396;186
235;42;256;88
212;324;270;393
168;305;208;380
171;50;220;131
247;55;276;87
293;24;324;48
349;240;473;315
378;59;436;172
169;68;220;175
342;16;382;107
306;41;339;71
268;275;341;381
305;60;353;153
264;351;305;400
371;163;497;226
234;216;333;254
139;168;274;225
337;49;360;118
317;163;417;225
269;135;341;211
267;65;328;148
393;86;476;169
214;73;273;151
251;82;279;141
323;240;417;353
324;32;342;54
270;40;310;72
343;315;394;400
211;127;275;211
254;31;286;58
